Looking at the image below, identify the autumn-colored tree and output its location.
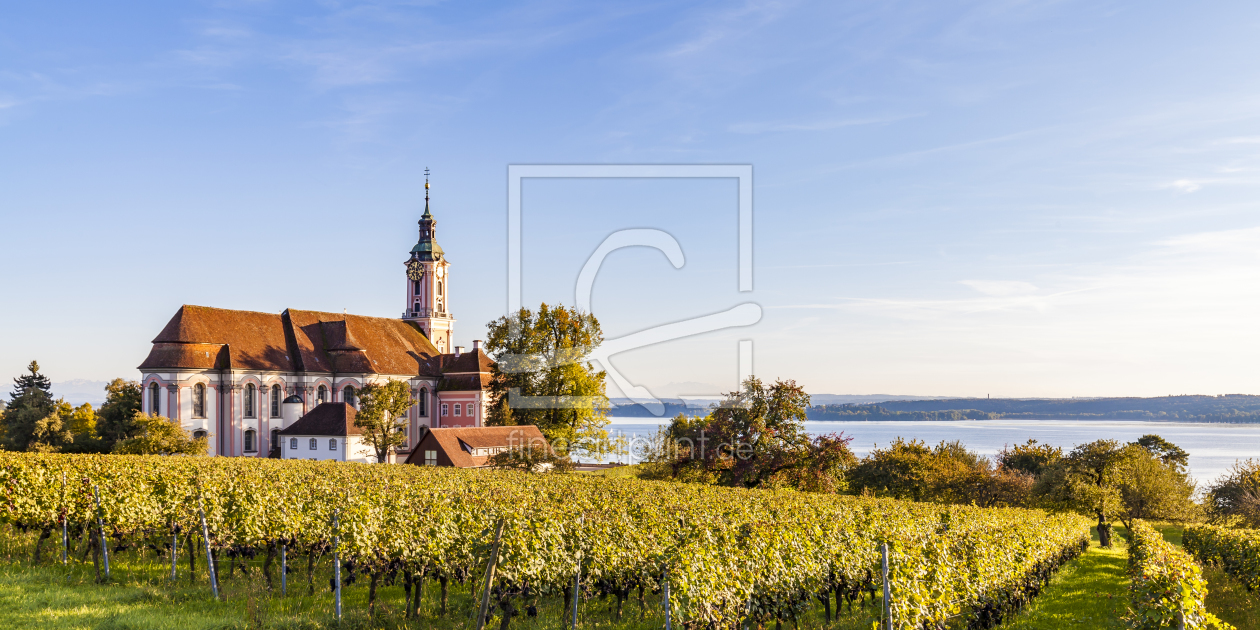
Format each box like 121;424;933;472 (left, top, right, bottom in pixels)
354;379;413;463
113;412;208;456
654;377;856;491
484;303;612;457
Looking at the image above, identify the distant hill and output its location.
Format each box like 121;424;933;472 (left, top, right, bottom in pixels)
807;394;1260;423
609;393;942;418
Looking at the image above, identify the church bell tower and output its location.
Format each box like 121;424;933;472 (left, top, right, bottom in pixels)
403;169;455;353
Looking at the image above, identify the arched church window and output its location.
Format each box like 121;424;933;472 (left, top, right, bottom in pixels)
149;382;161;415
244;384;256;418
344;385;356;408
438;281;443;296
271;385;281;417
244;429;256;453
413;302;421;314
413;280;421;294
193;430;207;440
193;384;205;418
418;388;428;416
270;428;279;450
318;385;327;403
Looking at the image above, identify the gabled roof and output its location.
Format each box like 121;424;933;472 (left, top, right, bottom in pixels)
142;305;294;372
139;305;446;375
404;425;549;468
438;349;494;374
278;403;361;437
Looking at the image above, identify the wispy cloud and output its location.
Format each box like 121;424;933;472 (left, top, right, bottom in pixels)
728;114;919;134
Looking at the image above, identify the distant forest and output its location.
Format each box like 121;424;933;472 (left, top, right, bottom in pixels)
805;394;1260;423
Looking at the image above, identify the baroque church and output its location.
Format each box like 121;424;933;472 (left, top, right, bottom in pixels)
137;178;494;459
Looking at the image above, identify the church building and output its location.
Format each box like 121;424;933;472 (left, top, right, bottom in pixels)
136;178;494;459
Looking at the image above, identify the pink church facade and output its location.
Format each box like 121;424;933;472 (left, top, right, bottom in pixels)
136;182;493;460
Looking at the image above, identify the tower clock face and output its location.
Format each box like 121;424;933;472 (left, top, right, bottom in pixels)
406;261;424;281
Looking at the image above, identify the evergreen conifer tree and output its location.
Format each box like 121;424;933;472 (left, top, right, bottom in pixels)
3;361;56;450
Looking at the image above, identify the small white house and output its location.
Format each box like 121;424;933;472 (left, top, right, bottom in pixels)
278;402;377;463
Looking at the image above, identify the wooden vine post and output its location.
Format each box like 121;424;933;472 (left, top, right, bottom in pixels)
281;542;287;596
197;495;219;599
475;519;506;630
169;524;178;581
663;568;671;630
60;470;67;565
333;510;342;620
92;484;110;578
571;515;584;630
881;542;892;630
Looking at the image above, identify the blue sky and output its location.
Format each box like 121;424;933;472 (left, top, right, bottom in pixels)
3;1;1260;401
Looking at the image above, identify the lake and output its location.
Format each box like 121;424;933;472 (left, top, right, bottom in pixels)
598;418;1260;486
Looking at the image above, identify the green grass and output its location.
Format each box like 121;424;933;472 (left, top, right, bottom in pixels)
998;527;1130;629
1203;564;1260;630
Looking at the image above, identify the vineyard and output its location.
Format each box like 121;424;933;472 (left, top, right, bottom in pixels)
1126;521;1234;630
1186;525;1260;595
0;453;1093;629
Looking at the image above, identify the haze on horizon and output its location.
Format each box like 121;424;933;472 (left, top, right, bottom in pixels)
3;1;1260;400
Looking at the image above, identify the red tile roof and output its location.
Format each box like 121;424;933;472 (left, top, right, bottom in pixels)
278;403;362;437
403;425;549;468
139;305;452;376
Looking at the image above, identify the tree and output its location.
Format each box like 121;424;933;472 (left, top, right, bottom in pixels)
652;377;855;491
12;360;52;399
112;413;208;455
848;438;1008;505
28;409;73;453
1112;443;1198;530
1034;439;1125;547
485;303;613;457
1205;459;1260;527
96;379;142;447
3;361;56;450
997;439;1064;476
486;444;575;473
1133;434;1190;473
354;379;413;463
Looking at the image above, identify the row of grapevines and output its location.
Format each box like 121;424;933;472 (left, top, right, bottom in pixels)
1185;524;1260;592
0;452;1090;628
1126;521;1234;630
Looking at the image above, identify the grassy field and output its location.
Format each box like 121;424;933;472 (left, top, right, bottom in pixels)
999;526;1130;629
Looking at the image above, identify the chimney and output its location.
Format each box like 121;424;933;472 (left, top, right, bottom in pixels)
455;345;464;357
472;339;482;352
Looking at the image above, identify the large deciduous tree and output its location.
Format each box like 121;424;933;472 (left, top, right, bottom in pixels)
485;303;612;457
1033;435;1196;547
96;379;143;446
653;377;856;491
354;379;414;463
1205;459;1260;527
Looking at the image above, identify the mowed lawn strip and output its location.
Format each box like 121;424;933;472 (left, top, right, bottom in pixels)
1000;527;1128;629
